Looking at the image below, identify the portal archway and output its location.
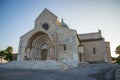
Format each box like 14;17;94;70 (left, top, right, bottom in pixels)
26;31;53;61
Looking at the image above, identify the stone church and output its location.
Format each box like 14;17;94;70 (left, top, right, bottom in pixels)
17;8;111;66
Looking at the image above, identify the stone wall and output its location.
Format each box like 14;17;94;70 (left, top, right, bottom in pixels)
57;28;79;62
105;42;112;62
81;40;106;63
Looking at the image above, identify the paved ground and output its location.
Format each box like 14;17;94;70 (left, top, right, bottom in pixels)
0;63;119;80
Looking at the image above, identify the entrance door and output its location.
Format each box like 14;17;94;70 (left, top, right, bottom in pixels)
41;49;47;60
78;53;82;61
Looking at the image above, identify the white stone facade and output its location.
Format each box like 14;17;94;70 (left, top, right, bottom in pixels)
18;8;111;66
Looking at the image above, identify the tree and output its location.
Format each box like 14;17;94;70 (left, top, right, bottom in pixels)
0;50;7;63
4;46;13;61
0;46;13;63
115;45;120;64
111;57;116;61
115;45;120;55
6;46;13;53
116;56;120;65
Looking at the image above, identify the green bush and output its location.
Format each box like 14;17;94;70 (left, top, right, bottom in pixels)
116;56;120;65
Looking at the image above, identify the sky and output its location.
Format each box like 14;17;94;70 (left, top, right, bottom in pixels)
0;0;120;57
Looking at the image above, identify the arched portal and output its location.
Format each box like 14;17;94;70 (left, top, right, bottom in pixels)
26;31;55;61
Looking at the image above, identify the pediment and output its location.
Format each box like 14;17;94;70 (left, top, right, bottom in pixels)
35;8;58;21
35;8;58;27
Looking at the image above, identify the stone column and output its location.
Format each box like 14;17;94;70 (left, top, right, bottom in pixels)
52;47;54;58
33;47;35;61
34;48;36;61
47;46;50;60
55;45;57;60
49;46;55;60
27;48;30;59
29;48;32;61
36;48;39;61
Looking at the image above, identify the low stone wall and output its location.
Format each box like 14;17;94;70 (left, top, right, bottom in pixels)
115;69;120;80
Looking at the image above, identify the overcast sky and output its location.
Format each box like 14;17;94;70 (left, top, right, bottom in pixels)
0;0;120;57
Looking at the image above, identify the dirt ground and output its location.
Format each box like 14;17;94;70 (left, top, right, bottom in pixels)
0;64;119;80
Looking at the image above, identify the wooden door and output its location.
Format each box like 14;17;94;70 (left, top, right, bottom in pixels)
41;49;47;60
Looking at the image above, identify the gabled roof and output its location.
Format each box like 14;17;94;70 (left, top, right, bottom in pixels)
35;8;58;21
79;30;104;42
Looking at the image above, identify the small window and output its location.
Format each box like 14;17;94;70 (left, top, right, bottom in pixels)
42;23;49;30
64;44;66;51
93;48;96;54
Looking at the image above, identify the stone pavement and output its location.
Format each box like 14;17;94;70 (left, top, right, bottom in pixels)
115;69;120;80
0;62;119;80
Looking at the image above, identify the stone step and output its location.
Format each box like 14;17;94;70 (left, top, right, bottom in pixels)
57;61;69;69
115;69;120;80
0;60;70;70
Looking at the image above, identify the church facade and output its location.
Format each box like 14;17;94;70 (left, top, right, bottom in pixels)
17;8;111;66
